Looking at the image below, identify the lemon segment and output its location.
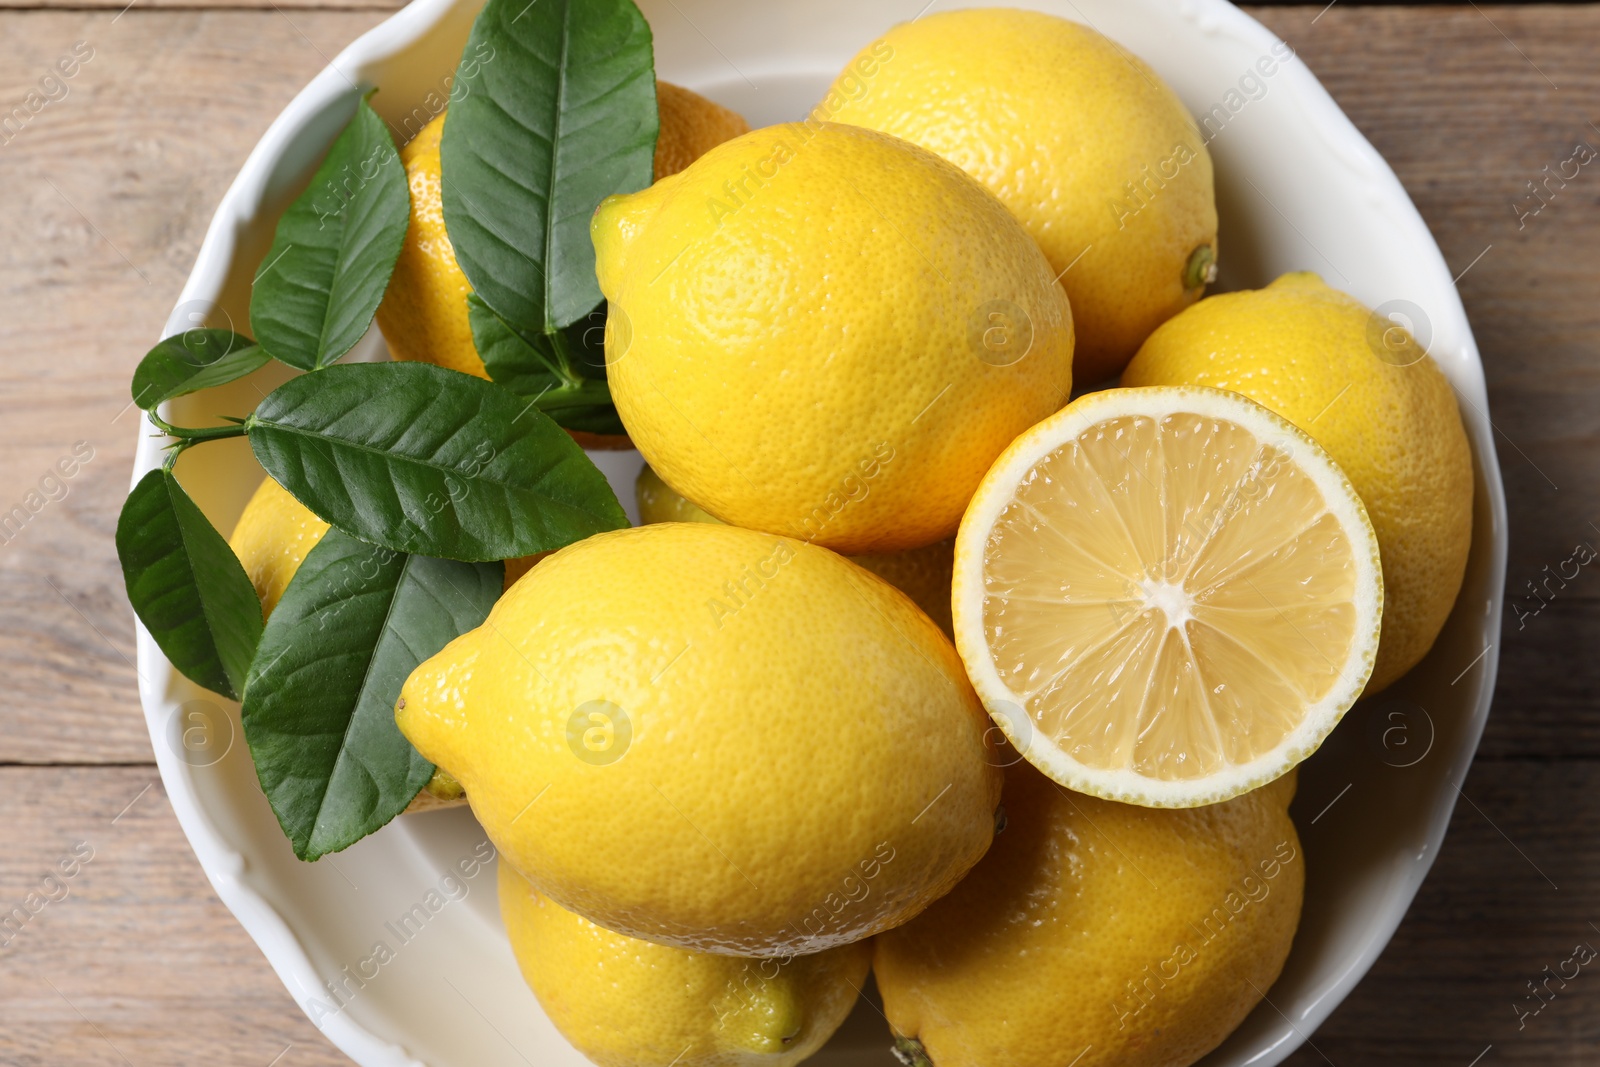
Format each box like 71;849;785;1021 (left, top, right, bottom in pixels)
954;386;1382;807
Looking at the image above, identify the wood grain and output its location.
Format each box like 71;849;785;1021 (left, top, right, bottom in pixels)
0;769;350;1066
0;5;1596;1067
0;9;388;764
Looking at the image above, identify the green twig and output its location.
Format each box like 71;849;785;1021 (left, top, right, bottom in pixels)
534;377;613;411
149;409;251;444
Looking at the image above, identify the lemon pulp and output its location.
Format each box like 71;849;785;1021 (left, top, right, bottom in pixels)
956;386;1381;806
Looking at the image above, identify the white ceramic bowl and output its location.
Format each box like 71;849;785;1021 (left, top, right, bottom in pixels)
131;1;1508;1064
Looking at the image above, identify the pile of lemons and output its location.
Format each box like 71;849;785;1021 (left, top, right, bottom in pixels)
233;10;1472;1067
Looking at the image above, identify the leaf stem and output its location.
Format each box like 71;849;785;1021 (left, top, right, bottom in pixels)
535;377;613;411
544;328;585;388
892;1037;934;1067
149;409;252;443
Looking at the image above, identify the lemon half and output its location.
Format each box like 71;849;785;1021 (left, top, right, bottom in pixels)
953;386;1382;807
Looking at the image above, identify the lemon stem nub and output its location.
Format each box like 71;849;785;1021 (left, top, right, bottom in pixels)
1184;244;1217;290
893;1037;935;1067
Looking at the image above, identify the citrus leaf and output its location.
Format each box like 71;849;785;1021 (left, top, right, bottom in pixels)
469;294;625;436
241;530;501;860
245;361;628;560
116;469;264;700
131;330;271;410
250;96;410;371
563;303;612;381
440;0;657;335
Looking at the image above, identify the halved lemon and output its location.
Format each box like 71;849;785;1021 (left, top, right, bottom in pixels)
953;386;1382;807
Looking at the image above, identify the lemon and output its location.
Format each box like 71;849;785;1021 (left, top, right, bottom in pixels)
654;81;753;180
375;82;750;380
851;542;955;639
637;465;955;635
397;521;1001;956
499;863;871;1066
228;476;527;812
953;386;1381;807
825;8;1217;384
637;463;722;525
1123;273;1473;691
592;122;1074;554
229;475;331;617
875;761;1303;1067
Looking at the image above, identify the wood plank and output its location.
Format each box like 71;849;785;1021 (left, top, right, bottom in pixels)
2;758;1597;1066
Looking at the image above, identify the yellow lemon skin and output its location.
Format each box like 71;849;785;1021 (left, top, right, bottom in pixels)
637;465;955;636
397;522;1001;956
851;542;955;639
824;8;1217;385
376;83;750;378
593;122;1074;555
229;475;331;618
876;763;1303;1067
1122;272;1473;691
499;864;871;1067
637;463;722;525
374;113;479;378
654;81;753;181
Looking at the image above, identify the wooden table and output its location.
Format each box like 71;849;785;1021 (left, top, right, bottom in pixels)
0;2;1595;1064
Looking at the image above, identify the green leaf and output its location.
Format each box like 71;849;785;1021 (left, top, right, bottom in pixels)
241;531;501;860
469;294;625;436
250;96;410;371
245;361;628;560
131;330;271;410
563;303;612;380
440;0;657;335
116;469;264;700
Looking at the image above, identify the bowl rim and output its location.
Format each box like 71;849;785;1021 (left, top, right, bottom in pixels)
128;1;1509;1064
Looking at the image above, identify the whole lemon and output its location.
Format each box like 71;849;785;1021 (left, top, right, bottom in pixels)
592;122;1074;554
824;8;1217;384
397;522;1001;956
875;762;1303;1067
499;863;871;1067
636;465;955;636
1122;272;1473;691
375;82;749;380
